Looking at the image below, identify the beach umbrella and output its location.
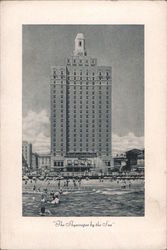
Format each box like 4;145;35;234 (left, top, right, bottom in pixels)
23;176;29;180
39;176;45;180
57;176;64;180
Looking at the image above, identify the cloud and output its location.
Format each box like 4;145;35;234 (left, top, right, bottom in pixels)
23;110;50;153
112;133;144;156
23;110;144;155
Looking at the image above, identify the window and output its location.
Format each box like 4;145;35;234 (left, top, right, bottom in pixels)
79;41;82;47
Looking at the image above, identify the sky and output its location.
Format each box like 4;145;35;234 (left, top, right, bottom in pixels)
23;25;144;154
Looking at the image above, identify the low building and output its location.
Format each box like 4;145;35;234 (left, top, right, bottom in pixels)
113;155;127;172
32;153;39;170
38;153;51;171
137;150;144;172
126;149;144;171
22;141;32;169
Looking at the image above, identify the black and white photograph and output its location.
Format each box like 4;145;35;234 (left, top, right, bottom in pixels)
1;1;167;250
22;25;144;217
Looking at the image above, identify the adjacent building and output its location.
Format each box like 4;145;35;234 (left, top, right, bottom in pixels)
50;33;112;171
113;155;127;171
38;153;51;170
32;152;39;170
22;141;32;169
126;149;144;171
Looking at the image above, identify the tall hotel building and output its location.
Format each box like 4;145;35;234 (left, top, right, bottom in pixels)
50;33;112;171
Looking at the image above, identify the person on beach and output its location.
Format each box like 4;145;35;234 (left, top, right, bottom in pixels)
73;178;77;188
51;195;60;205
33;185;36;192
40;195;46;216
50;190;54;199
66;179;69;188
78;178;82;188
40;194;52;215
59;188;63;195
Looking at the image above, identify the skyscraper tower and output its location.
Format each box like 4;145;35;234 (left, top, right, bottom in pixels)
50;33;112;171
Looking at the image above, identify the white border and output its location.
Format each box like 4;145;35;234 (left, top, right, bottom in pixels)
1;1;167;249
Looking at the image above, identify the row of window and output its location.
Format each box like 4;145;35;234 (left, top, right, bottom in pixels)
53;152;110;156
67;81;110;85
67;76;110;81
53;70;109;77
52;81;111;86
66;71;110;76
66;58;96;66
58;85;110;90
53;147;110;153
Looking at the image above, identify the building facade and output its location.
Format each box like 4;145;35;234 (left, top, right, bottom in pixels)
126;149;144;171
50;33;112;171
38;154;51;170
32;153;39;170
22;141;32;169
